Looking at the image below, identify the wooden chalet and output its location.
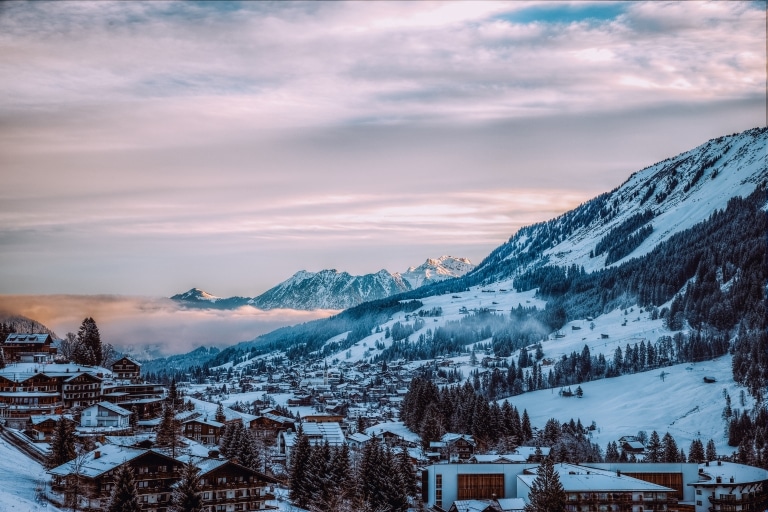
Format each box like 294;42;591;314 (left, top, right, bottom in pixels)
48;444;184;511
27;414;75;441
61;371;102;408
180;456;279;511
111;356;142;382
2;333;56;362
181;416;224;445
249;412;294;442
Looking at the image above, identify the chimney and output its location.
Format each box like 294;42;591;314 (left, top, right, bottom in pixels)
716;476;722;484
730;476;734;483
717;460;722;466
94;450;101;459
616;470;621;477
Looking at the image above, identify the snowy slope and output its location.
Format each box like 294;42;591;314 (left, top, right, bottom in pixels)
0;435;62;511
474;127;768;281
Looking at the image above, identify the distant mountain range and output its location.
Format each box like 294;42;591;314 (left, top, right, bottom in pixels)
170;255;475;311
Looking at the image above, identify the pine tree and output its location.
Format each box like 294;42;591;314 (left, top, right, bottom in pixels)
76;317;102;366
215;402;226;423
167;379;180;411
107;465;141;512
688;439;705;463
524;457;567;512
706;439;717;461
169;461;203;512
661;432;680;463
156;404;183;457
47;418;76;469
289;427;312;509
605;441;620;463
646;431;662;463
521;409;533;442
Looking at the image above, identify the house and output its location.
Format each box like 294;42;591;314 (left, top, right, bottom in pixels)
48;444;185;511
178;455;280;511
111;356;142;382
61;371;102;408
448;498;526;512
27;414;75;441
618;435;646;456
688;460;768;512
80;401;132;429
432;433;476;462
278;421;345;462
249;412;295;442
347;432;371;450
2;333;57;362
181;416;224;445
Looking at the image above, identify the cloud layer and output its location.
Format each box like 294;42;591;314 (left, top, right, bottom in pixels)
0;295;333;357
0;1;764;296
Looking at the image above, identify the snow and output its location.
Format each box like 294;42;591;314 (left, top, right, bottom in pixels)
0;432;62;511
500;354;747;455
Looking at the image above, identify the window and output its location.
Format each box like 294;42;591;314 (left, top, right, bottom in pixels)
139;481;149;488
435;474;442;509
696;489;702;495
203;492;211;500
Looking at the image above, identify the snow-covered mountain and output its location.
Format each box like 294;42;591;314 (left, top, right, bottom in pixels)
397;255;475;288
247;268;411;310
171;256;474;311
471;126;768;284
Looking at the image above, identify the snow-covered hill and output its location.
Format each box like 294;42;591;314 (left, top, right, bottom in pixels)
397;255;475;288
473;127;767;283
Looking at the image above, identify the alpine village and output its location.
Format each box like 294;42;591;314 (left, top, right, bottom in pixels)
1;127;767;512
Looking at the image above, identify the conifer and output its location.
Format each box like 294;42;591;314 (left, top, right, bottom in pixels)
524;457;566;512
107;465;141;512
169;461;203;512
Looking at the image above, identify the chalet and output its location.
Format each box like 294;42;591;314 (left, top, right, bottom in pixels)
249;412;294;442
432;433;476;462
346;432;371;450
618;435;646;456
278;421;345;462
27;414;75;441
179;455;279;511
2;333;57;362
101;382;165;419
61;371;102;408
111;356;142;382
80;401;132;429
49;445;184;511
181;416;224;445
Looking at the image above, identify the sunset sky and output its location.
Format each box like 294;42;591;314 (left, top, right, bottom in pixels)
1;0;765;298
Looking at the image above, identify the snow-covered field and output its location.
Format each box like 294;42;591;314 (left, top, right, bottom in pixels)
0;434;61;511
503;354;746;455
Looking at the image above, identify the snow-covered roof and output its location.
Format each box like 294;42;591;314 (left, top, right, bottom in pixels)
4;333;51;344
497;498;526;511
451;500;492;512
364;421;420;444
85;401;132;416
519;463;674;493
347;432;371;443
283;421;345;447
692;461;768;486
470;454;526;463
441;432;476;446
48;444;148;478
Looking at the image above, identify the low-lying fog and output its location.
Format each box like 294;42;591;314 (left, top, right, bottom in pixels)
0;295;335;358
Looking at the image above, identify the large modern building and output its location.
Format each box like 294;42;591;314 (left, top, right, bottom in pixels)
688;460;768;512
423;462;701;512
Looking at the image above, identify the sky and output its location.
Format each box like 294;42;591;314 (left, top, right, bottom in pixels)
0;0;765;300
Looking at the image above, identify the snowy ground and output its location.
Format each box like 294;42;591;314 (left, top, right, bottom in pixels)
500;353;748;456
0;434;62;511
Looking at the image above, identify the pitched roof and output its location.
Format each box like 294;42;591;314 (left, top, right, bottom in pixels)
48;445;148;478
4;333;52;344
86;401;132;417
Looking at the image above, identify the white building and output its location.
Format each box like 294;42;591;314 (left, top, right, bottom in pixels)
688;460;768;512
80;401;132;429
